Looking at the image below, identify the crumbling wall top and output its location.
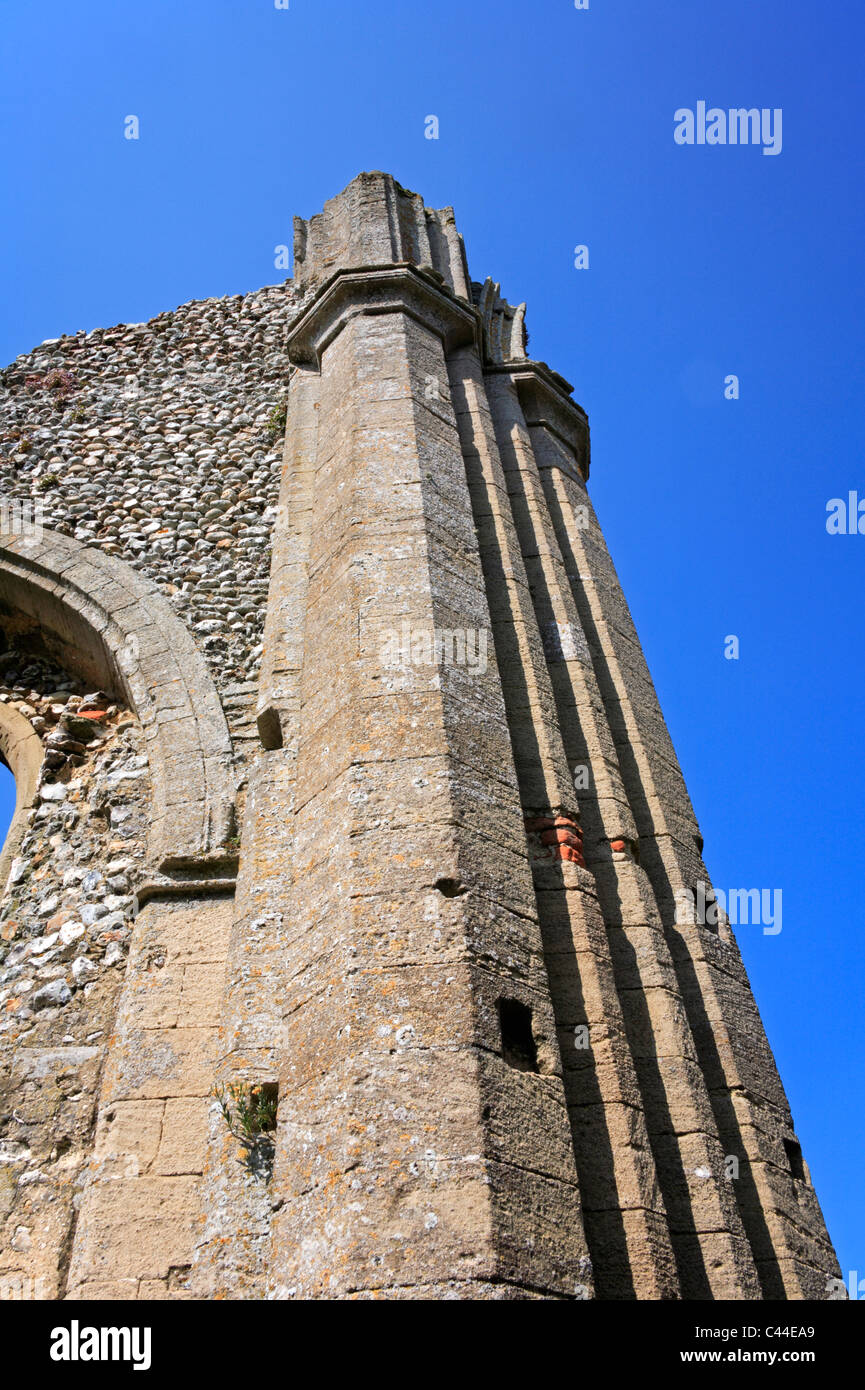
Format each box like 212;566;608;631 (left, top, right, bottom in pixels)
293;171;472;301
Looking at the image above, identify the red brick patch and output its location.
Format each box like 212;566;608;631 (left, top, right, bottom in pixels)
524;814;585;867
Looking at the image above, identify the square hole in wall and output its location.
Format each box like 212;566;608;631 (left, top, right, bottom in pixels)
256;1082;279;1132
498;998;539;1074
783;1137;806;1182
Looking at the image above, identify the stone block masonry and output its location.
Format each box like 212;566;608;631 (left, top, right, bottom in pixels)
0;171;841;1300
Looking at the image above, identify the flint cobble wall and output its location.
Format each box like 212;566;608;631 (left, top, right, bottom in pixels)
0;281;306;733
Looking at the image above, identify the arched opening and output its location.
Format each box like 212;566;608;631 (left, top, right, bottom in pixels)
0;762;14;860
0;675;43;897
0;525;236;873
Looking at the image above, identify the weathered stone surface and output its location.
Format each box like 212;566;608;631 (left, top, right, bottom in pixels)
0;171;839;1302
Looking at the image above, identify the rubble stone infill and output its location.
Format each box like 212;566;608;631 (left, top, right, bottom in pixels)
0;645;150;1297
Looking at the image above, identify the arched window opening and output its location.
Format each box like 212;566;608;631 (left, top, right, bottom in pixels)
0;760;14;860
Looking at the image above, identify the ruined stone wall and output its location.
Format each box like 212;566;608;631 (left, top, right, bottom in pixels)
0;171;843;1301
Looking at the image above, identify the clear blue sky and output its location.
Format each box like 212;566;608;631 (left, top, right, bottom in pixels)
1;0;862;1283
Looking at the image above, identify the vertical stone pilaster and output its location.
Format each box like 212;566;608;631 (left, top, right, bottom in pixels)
193;361;321;1299
538;446;838;1298
448;348;679;1298
255;244;591;1299
257;364;320;752
495;367;762;1297
474;366;684;1298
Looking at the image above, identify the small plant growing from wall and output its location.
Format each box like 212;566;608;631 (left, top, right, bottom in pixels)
210;1081;278;1180
24;369;77;406
6;429;32;455
264;397;287;444
45;369;76;398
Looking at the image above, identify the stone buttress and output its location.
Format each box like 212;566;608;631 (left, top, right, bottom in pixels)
191;174;839;1300
0;171;840;1301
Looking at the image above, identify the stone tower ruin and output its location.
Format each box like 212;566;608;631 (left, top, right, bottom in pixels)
0;173;839;1300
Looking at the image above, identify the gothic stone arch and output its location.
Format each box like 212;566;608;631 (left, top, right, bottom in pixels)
0;527;236;874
